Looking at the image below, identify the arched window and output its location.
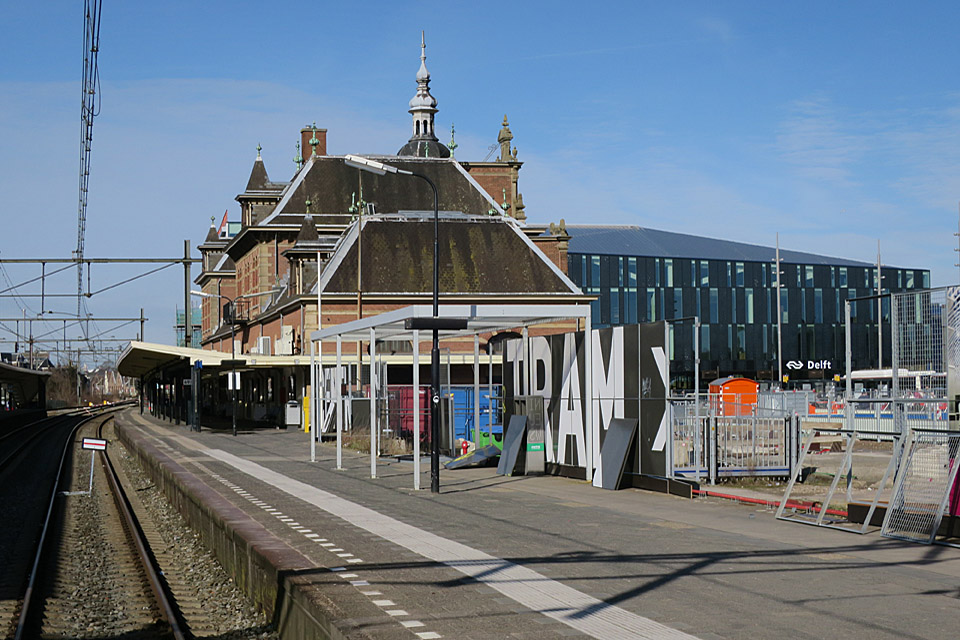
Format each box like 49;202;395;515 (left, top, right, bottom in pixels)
416;120;420;136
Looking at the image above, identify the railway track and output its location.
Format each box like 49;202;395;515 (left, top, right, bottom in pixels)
1;409;275;640
1;409;188;640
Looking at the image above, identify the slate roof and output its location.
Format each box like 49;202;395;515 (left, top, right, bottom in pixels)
244;157;287;192
203;224;220;244
284;214;324;255
397;139;451;158
261;156;501;227
565;225;884;268
213;253;235;272
320;215;579;295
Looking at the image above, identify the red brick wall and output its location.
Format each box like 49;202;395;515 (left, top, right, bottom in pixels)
464;165;517;214
301;127;327;158
531;237;568;274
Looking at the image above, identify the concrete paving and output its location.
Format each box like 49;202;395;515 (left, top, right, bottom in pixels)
118;409;960;639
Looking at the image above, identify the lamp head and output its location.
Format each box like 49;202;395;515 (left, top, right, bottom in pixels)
344;154;410;176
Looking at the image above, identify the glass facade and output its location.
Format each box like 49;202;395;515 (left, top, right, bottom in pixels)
567;252;930;385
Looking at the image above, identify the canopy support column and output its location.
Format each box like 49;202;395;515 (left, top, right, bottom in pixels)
336;335;343;470
413;329;421;490
370;327;377;479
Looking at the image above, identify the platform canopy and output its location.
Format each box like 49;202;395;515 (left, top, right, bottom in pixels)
0;361;51;407
310;303;590;343
117;341;309;378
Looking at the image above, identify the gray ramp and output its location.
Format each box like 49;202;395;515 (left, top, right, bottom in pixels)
599;417;639;490
496;415;527;476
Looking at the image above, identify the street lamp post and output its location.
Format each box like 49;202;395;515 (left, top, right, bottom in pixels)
344;155;443;493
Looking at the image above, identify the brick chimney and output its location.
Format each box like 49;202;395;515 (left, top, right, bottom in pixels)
300;124;327;159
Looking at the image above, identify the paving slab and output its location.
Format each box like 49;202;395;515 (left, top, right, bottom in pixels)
117;410;960;640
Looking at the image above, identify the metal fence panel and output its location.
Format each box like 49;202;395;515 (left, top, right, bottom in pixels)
881;430;960;544
671;393;799;480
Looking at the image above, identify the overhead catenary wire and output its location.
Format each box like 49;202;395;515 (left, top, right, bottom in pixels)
0;261;36;315
76;0;103;318
0;263;75;295
85;262;177;296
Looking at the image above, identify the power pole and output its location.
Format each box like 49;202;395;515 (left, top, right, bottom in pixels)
183;239;192;348
77;348;82;406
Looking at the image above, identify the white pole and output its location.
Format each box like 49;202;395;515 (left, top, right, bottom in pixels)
776;233;783;388
413;329;421;490
87;450;95;493
336;335;343;470
845;300;852;433
877;239;882;370
488;347;493;434
474;334;480;447
694;316;701;483
317;248;323;463
309;339;316;463
522;327;529;395
370;327;377;478
584;310;594;479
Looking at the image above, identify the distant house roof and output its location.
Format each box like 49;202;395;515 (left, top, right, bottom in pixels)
565;225;885;268
318;214;580;295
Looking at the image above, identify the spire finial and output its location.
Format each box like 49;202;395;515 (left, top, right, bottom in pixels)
256;143;262;159
421;30;426;62
309;124;320;156
305;197;311;215
449;123;458;159
293;141;304;170
210;216;215;226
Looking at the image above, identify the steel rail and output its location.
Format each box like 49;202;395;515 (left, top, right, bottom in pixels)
14;409;103;640
0;414;73;472
97;418;188;639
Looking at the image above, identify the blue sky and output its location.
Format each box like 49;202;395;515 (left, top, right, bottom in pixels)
2;1;960;358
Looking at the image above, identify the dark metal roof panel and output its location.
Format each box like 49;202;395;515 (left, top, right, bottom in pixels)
280;157;495;219
566;225;879;267
323;219;575;294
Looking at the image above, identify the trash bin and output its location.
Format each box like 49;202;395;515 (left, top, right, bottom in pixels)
285;401;301;428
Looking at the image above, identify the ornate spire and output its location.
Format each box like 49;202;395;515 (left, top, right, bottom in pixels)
256;143;262;160
309;123;320;157
293;141;303;171
397;32;450;158
417;31;430;82
449;123;458;159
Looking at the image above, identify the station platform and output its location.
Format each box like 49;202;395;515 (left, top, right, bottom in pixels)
115;408;960;640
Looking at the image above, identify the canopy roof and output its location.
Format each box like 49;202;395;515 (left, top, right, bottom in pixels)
117;341;308;378
311;303;590;343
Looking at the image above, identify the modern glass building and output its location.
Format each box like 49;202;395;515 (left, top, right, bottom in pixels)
565;226;930;387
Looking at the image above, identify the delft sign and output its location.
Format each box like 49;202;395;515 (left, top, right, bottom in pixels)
786;359;833;370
